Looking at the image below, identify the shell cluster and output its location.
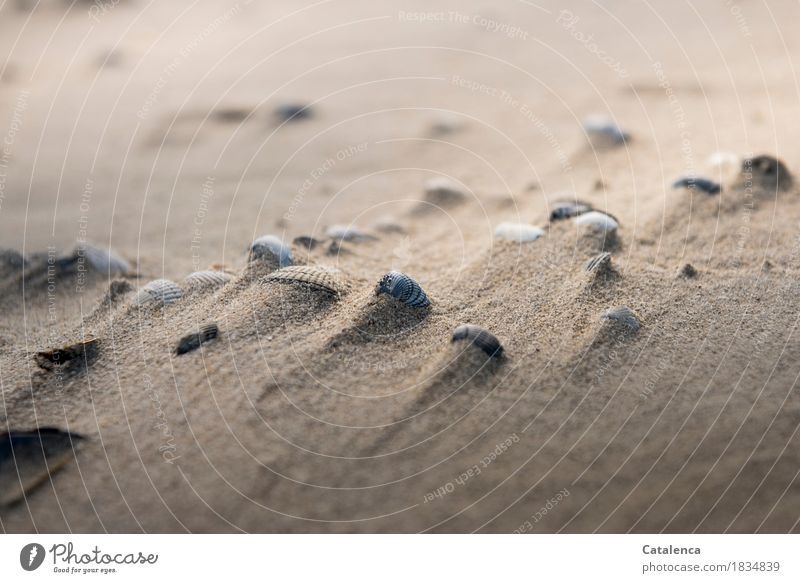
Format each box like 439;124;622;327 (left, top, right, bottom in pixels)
248;235;293;267
135;279;183;306
267;265;342;295
452;324;503;358
494;222;544;243
175;323;219;355
376;271;430;308
672;176;721;195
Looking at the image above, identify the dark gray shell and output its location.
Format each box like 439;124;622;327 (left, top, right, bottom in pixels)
248;235;293;267
183;270;231;289
175;323;219;355
35;337;100;370
602;306;640;331
267;265;341;295
135;279;183;306
275;103;313;122
550;200;592;221
0;428;84;507
326;224;377;242
672;176;721;194
55;243;130;275
377;271;430;308
583;115;629;145
743;154;792;191
293;235;323;250
423;177;466;206
452;324;503;358
585;252;612;273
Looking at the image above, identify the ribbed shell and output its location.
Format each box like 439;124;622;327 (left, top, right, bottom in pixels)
452;324;503;358
175;323;219;355
135;279;183;306
585;252;612;273
267;265;341;295
602;306;640;331
184;270;231;289
494;222;544;243
575;211;619;233
248;235;293;267
671;176;721;194
377;271;430;308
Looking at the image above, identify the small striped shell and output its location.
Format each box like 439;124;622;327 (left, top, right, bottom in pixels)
494;222;544;243
248;235;293;267
183;270;231;290
550;200;592;221
602;306;640;332
326;224;377;242
452;324;503;358
575;211;619;233
79;243;131;274
135;279;183;306
267;265;341;295
672;176;721;194
377;271;430;308
585;252;612;273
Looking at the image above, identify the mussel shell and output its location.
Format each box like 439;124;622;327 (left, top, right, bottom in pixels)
550;200;592;221
174;323;219;355
135;279;183;306
248;235;293;267
267;265;342;295
377;271;430;308
0;428;84;507
494;222;545;243
452;324;503;358
671;176;721;194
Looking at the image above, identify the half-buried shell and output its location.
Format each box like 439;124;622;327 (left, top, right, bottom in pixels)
174;323;219;355
602;306;640;332
376;271;430;308
248;235;293;267
267;265;341;295
575;211;619;233
183;270;231;290
550;199;592;221
494;222;545;242
452;324;503;358
135;279;183;306
671;176;721;194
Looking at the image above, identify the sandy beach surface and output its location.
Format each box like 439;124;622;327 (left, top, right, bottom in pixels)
1;0;800;533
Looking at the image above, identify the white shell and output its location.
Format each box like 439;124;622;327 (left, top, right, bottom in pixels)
248;235;293;266
575;211;619;233
494;222;545;243
135;279;183;306
183;270;231;289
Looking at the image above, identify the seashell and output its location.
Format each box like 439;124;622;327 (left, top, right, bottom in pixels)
267;265;341;295
602;306;640;332
423;177;467;206
274;102;313;122
376;271;430;308
326;224;377;242
372;216;406;234
742;154;792;191
55;242;130;275
135;279;183;306
584;252;612;274
293;235;323;250
248;235;293;267
678;263;697;278
213;107;250;123
575;211;619;233
184;270;231;290
429;113;463;136
494;222;545;242
583;115;629;145
35;337;100;370
174;323;219;355
0;248;27;270
451;324;503;358
550;199;592;221
672;176;721;194
0;428;85;507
